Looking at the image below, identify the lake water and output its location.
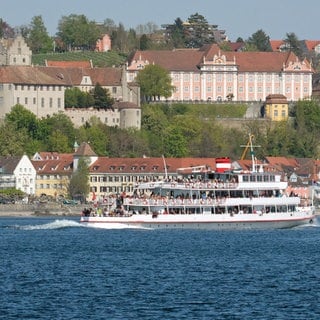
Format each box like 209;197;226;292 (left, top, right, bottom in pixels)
0;216;320;319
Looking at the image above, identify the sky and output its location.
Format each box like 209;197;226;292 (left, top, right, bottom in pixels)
2;0;320;41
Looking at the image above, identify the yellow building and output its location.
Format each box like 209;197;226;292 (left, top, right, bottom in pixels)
31;152;74;198
264;94;289;121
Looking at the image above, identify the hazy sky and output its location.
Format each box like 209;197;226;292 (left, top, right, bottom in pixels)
2;0;319;41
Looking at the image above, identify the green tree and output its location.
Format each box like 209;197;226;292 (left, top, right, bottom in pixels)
77;117;110;156
42;113;76;150
284;32;303;58
136;64;174;102
104;126;149;157
170;18;185;48
292;99;320;157
246;29;271;51
57;14;100;51
163;126;188;157
127;28;139;51
102;18;117;34
185;13;213;48
68;157;90;202
5;104;40;139
65;87;94;108
27;15;53;53
139;34;151;50
47;130;70;153
111;23;128;52
0;122;28;156
91;83;114;109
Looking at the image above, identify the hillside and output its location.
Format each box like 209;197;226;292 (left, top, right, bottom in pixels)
32;51;127;67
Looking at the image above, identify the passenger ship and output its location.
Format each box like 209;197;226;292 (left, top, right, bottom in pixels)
80;156;316;230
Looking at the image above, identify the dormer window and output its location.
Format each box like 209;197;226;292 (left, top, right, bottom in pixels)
131;166;137;171
93;166;99;171
110;166;115;171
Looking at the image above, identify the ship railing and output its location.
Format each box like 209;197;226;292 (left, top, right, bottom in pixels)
124;196;301;207
161;182;239;189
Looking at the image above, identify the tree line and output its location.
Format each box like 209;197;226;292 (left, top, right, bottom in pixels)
1;13;318;69
2;100;320;160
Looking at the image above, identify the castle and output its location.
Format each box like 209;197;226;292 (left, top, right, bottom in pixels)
0;35;141;129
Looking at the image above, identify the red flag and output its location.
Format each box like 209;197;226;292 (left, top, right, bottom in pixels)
92;192;96;201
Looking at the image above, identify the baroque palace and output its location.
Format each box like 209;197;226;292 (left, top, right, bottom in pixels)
127;44;313;102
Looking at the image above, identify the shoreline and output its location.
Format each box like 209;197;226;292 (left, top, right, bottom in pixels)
0;204;82;218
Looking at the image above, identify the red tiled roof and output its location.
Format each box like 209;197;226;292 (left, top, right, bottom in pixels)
31;154;74;174
74;142;97;157
304;40;320;51
128;44;310;74
264;157;298;172
269;40;285;51
223;51;300;72
89;157;217;174
0;65;122;86
128;49;203;72
226;42;245;51
46;60;92;68
265;94;288;104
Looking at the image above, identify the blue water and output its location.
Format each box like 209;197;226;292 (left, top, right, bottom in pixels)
0;217;319;320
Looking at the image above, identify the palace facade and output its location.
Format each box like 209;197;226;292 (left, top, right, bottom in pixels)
127;44;313;102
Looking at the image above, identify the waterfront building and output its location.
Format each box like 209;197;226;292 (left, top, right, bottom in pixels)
0;155;36;194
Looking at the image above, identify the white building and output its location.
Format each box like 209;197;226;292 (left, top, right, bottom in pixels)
0;155;36;194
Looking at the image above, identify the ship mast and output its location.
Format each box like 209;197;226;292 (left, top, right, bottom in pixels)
248;134;256;173
241;134;260;173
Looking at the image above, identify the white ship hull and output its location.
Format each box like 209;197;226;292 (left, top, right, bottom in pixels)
80;211;315;230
